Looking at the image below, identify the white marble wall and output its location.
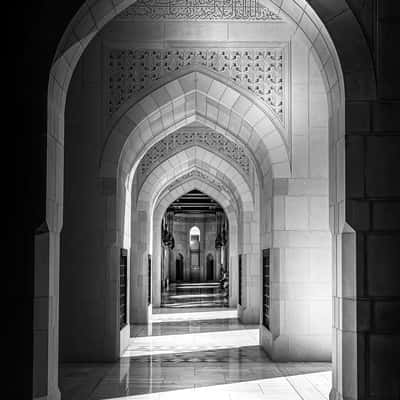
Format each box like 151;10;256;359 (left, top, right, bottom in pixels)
260;40;332;361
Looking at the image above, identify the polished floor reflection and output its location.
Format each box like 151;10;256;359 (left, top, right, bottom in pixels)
60;315;331;400
161;282;229;308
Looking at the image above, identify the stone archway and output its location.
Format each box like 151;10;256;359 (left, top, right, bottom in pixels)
38;1;381;400
152;175;241;308
131;146;255;319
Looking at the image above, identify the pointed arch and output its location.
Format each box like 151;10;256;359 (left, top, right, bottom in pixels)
151;178;240;307
100;72;291;182
40;1;378;399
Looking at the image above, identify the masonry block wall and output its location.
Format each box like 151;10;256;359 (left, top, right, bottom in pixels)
260;38;332;362
60;35;121;362
342;3;400;396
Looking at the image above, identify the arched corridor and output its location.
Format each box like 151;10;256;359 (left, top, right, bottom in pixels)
18;1;400;400
60;0;334;395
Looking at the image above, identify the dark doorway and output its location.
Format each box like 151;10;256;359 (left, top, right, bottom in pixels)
176;253;184;281
206;254;214;281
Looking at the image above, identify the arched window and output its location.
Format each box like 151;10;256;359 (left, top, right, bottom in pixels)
189;226;200;242
189;226;200;267
189;226;200;251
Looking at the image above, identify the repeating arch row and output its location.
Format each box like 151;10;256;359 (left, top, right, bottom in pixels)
150;166;242;219
102;72;290;182
137;147;254;212
151;177;241;306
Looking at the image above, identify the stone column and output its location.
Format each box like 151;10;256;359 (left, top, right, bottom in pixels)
130;210;150;324
33;225;61;400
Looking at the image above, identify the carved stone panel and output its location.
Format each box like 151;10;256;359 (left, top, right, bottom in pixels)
108;47;285;123
138;127;251;186
117;0;282;21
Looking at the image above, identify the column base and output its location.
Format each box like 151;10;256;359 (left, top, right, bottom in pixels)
34;387;61;400
329;388;357;400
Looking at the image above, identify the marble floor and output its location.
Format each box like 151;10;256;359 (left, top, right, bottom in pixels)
161;282;229;308
60;312;332;400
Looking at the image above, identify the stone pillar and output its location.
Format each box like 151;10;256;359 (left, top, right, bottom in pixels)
33;225;61;400
330;98;400;400
130;210;150;324
215;247;222;278
238;252;261;324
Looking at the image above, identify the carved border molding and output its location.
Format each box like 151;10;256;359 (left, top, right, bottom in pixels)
166;169;230;194
117;0;282;21
108;47;285;123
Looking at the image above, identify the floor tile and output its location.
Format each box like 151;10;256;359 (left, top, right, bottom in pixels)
60;291;332;400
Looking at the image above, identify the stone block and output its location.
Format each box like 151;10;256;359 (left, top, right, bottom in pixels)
346;200;370;231
312;32;330;65
345;135;365;198
284;301;310;334
208;79;225;100
372;201;400;231
310;128;329;178
309;248;331;282
369;334;400;397
345;101;370;132
283;248;310;282
227;21;293;42
285;196;308;230
309;196;329;230
292;135;308;178
291;40;309;84
367;234;400;297
289;333;331;361
273;178;289;196
273;196;285;230
377;25;400;99
288;178;328;196
165;21;227;41
373;301;400;332
366;136;400;197
299;10;319;43
310;93;329;127
310;300;331;334
372;101;400;132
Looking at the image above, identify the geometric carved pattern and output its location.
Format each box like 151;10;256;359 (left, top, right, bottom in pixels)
166;169;231;198
117;0;282;21
139;127;250;184
108;47;285;122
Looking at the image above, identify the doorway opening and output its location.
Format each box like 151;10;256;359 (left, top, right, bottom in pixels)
158;190;230;311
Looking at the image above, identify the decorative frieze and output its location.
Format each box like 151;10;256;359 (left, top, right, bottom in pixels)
139;128;250;183
117;0;282;21
108;47;285;122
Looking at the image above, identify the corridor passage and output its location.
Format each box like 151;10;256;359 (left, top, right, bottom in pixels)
60;312;332;400
161;282;229;308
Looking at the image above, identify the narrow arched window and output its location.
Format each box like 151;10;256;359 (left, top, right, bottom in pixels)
189;226;200;249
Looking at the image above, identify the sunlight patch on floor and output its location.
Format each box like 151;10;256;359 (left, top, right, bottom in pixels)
103;371;332;400
123;329;259;357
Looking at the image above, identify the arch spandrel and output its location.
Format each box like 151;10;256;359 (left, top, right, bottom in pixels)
106;50;288;128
